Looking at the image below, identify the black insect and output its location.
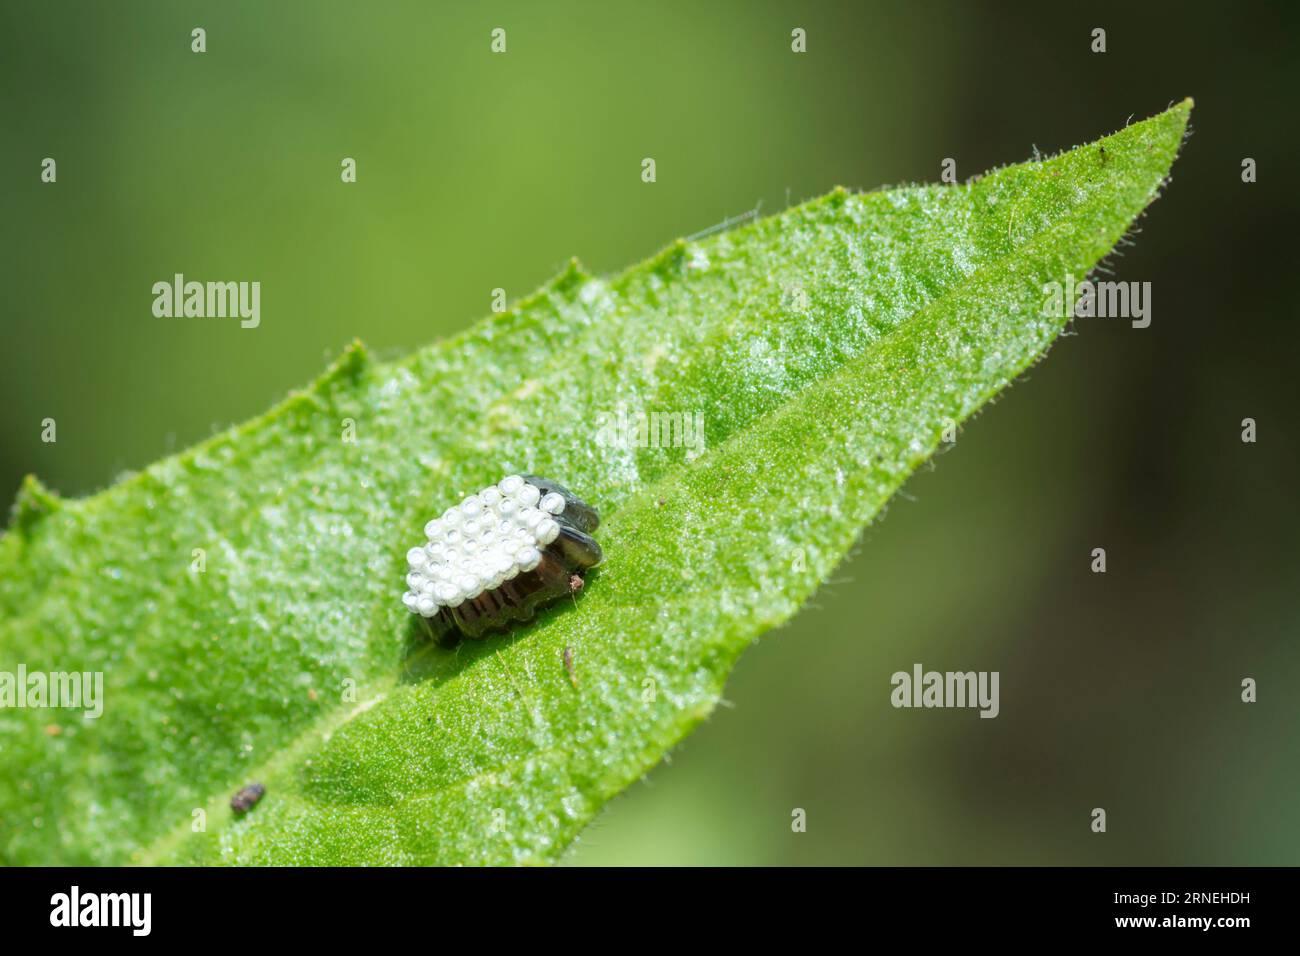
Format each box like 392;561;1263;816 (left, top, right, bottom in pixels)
403;475;602;643
231;782;266;814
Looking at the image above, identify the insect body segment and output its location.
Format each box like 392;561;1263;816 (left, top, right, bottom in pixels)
403;475;602;641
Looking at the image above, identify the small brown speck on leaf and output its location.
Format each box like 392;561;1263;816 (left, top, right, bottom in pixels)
231;782;266;814
44;724;61;736
563;646;578;688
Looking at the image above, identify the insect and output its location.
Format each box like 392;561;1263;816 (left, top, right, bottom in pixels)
230;782;266;814
403;475;602;642
563;645;578;688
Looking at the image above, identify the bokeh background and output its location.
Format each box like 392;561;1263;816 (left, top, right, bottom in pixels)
2;0;1296;864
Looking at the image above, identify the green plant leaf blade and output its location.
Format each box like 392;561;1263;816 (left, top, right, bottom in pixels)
0;101;1191;865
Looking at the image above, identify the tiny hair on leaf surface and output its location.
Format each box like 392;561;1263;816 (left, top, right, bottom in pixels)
0;101;1191;865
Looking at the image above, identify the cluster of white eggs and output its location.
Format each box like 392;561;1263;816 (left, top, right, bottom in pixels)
402;475;568;617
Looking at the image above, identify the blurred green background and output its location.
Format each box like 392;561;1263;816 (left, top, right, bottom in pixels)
2;0;1297;864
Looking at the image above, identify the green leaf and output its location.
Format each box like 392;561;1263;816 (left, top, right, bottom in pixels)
0;101;1191;865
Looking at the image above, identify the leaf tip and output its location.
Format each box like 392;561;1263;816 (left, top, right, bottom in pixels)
326;339;371;381
639;238;690;279
9;473;62;536
553;256;591;293
342;337;369;362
